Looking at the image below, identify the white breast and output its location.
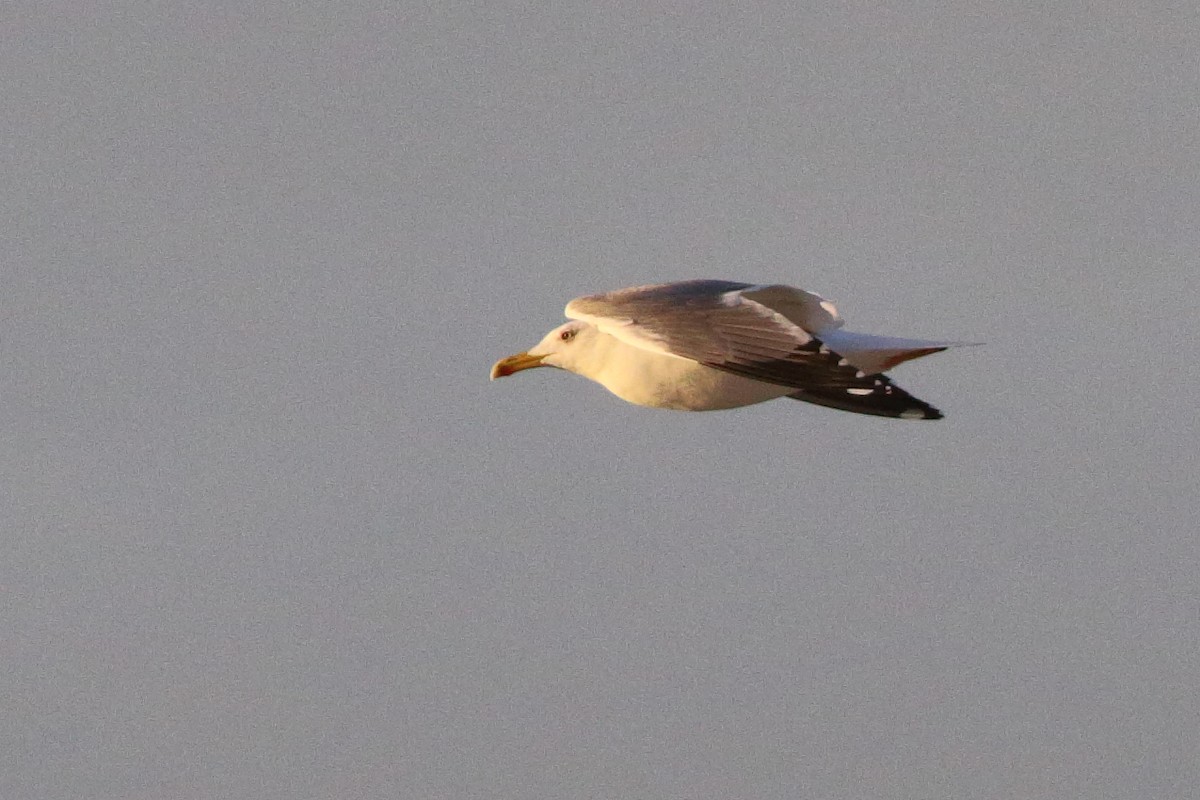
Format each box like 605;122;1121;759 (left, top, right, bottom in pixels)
582;335;793;411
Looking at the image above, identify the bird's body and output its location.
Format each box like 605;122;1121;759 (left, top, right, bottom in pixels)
562;327;795;410
491;280;967;419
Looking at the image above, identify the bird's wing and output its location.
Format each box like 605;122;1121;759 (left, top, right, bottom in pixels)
564;280;880;393
735;283;845;334
786;381;943;420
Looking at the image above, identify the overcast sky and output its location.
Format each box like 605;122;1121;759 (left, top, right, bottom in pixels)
4;3;1199;799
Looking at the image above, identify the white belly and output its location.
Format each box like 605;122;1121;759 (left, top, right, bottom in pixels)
592;351;792;411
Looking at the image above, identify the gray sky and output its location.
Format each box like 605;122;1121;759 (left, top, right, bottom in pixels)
4;2;1199;798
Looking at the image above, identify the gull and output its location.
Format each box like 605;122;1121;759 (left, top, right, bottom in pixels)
490;280;968;419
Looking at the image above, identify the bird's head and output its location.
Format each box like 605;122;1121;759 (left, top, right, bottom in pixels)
490;320;598;379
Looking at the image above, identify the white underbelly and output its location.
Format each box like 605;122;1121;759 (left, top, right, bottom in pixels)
593;353;792;411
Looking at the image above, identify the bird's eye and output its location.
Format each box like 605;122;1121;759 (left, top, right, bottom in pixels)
560;329;575;341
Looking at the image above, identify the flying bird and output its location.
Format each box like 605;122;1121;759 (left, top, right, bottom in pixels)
491;280;968;419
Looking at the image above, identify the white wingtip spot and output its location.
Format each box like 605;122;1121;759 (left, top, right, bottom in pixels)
855;371;866;378
847;388;873;396
837;358;849;366
900;408;926;420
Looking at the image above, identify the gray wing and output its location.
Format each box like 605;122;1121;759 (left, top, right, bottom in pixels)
565;279;887;395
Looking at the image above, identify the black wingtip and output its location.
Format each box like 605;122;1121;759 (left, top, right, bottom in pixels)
787;378;944;420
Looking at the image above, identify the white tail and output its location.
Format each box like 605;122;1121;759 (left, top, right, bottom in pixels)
819;330;972;375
